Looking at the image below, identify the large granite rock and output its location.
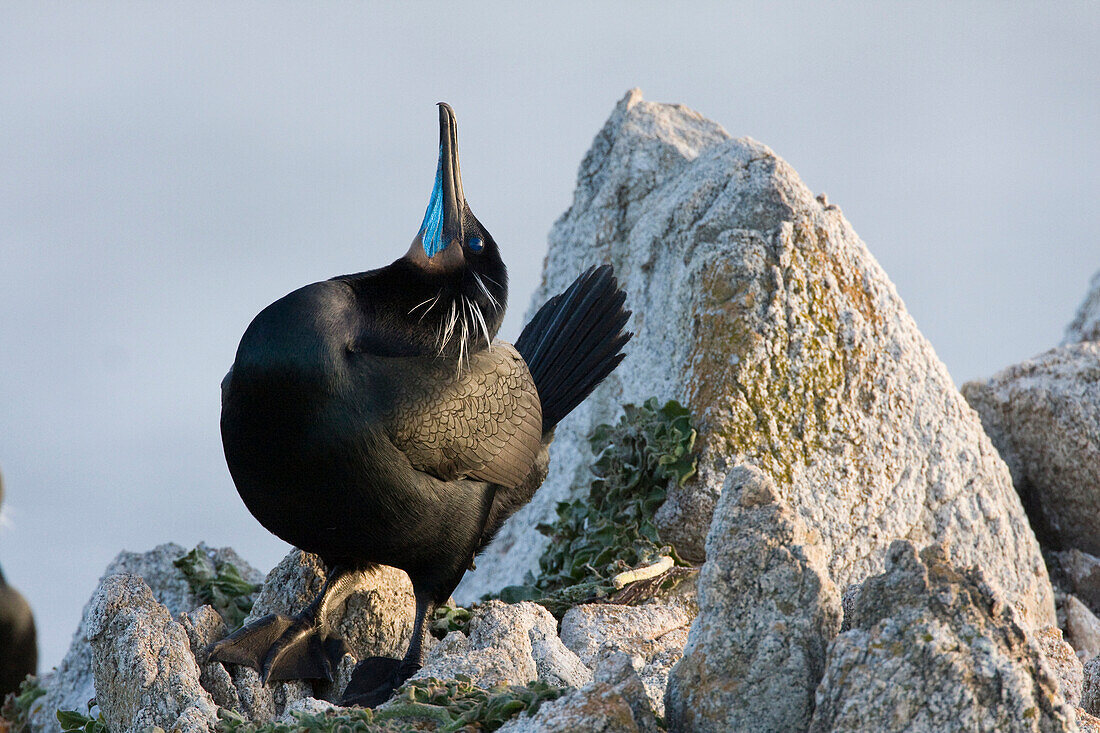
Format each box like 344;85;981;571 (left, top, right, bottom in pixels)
457;88;1055;631
810;542;1076;732
666;465;842;732
1065;269;1100;344
962;343;1100;555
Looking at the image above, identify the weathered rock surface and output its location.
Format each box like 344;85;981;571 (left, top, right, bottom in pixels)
31;542;262;732
497;653;657;733
87;574;219;733
1054;550;1100;617
457;88;1055;631
666;465;842;732
559;603;692;716
1065;269;1100;344
1066;595;1100;662
963;343;1100;555
245;550;418;662
1084;656;1100;717
1036;627;1085;707
810;541;1076;732
416;601;591;689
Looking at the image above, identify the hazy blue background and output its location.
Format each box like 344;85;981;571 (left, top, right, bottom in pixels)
2;3;1097;669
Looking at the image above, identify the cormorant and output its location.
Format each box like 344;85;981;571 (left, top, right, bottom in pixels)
208;103;631;706
0;470;37;697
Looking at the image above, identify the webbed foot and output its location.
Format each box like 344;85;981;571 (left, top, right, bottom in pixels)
205;613;348;683
340;656;420;708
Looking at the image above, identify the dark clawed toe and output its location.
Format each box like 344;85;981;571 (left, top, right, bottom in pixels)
203;612;347;684
340;656;420;708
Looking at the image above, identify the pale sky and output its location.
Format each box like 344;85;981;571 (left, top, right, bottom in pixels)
2;2;1097;668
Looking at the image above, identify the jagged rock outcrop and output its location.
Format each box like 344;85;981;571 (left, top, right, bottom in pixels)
810;542;1076;733
31;542;263;732
497;653;658;733
666;465;842;732
30;544;420;731
962;343;1100;555
457;88;1055;631
559;603;693;716
86;575;219;733
1065;269;1100;344
416;601;591;689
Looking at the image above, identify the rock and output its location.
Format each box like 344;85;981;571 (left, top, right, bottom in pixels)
457;89;1055;632
810;541;1077;732
1067;595;1100;662
246;550;418;663
1084;656;1100;716
1078;708;1100;733
497;653;657;733
415;601;591;689
1054;550;1100;616
559;603;693;716
666;465;842;732
1035;627;1084;707
1065;269;1100;344
30;542;260;733
86;574;218;733
962;343;1100;554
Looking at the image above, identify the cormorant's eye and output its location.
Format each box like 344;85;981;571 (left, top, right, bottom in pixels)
468;236;484;253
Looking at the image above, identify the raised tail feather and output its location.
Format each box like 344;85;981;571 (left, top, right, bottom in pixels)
515;265;632;434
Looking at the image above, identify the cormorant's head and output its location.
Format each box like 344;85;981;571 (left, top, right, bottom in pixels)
404;103;508;342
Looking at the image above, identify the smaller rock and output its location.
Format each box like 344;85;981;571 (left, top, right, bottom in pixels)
962;343;1100;554
1068;595;1100;662
810;542;1077;733
497;653;658;733
1080;707;1100;733
559;603;691;716
1035;626;1084;706
87;574;219;733
416;601;591;688
277;697;346;724
666;465;842;733
1055;550;1100;616
1083;656;1100;717
1064;268;1100;344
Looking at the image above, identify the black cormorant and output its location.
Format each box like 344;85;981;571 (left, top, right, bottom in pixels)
208;103;631;706
0;470;37;697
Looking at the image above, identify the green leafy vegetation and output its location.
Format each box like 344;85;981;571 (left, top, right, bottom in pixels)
55;708;108;733
174;547;262;630
497;398;698;615
0;676;45;733
215;676;564;733
429;604;473;639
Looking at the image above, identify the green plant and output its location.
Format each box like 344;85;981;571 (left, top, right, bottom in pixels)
55;708;108;733
497;398;697;615
213;676;564;733
429;604;473;639
0;676;46;733
174;547;261;630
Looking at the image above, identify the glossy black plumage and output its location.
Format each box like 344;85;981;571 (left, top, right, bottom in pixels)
209;104;631;706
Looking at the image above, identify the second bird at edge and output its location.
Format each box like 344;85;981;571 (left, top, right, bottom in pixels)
207;102;633;707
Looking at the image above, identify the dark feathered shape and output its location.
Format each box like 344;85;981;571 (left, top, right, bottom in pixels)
208;104;631;708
